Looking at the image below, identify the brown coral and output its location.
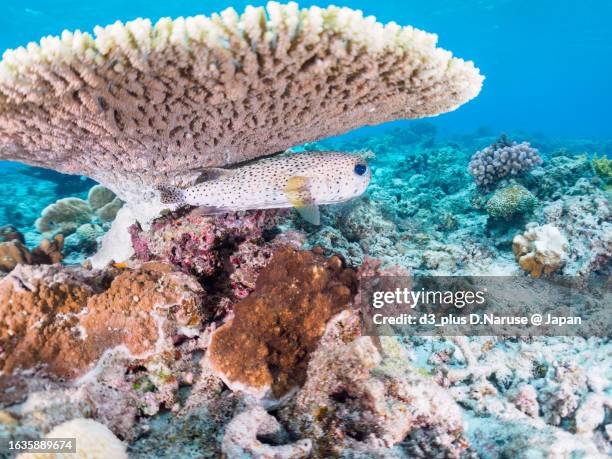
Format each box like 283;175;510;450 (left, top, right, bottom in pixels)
0;235;63;272
0;3;482;204
0;240;32;271
207;247;358;399
0;262;204;378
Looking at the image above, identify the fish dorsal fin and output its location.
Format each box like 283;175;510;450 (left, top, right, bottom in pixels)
284;176;320;225
195;167;234;184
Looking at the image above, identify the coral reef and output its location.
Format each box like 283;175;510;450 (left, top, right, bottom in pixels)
468;135;543;188
512;224;569;277
279;311;470;457
1;122;611;459
0;2;483;267
485;184;537;220
207;247;357;400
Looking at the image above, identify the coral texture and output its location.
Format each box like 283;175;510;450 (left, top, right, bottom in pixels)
468;135;542;188
0;2;482;207
279;310;470;457
512;224;569;277
17;418;128;459
0;262;204;378
35;198;93;236
0;235;63;272
207;247;358;399
485;184;537;219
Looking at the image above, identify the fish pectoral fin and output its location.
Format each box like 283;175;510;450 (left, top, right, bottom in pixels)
284;176;321;225
295;204;321;225
195;167;234;184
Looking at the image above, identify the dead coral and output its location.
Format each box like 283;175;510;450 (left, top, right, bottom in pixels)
207;247;358;400
279;310;469;458
221;406;312;458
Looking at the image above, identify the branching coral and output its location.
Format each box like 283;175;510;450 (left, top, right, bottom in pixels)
512;224;569;277
468;135;542;188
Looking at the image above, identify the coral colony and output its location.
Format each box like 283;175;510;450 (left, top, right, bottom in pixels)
0;2;610;459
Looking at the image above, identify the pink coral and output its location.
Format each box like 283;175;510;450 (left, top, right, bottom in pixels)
129;209;294;302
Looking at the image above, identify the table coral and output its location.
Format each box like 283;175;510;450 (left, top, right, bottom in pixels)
0;2;483;266
207;247;358;400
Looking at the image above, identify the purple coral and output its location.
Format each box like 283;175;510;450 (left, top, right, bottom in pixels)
468;135;542;188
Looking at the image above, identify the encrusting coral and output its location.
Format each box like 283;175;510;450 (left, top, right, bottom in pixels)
512;223;569;277
0;2;483;266
207;247;358;401
0;262;204;378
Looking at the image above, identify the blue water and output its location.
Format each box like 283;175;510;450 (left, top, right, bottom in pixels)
2;0;611;139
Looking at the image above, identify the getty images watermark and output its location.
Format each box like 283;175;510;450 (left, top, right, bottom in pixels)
357;276;610;337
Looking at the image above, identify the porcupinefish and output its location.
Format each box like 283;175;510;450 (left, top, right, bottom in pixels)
158;151;371;225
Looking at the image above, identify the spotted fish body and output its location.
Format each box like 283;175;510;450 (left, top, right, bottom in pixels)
158;151;371;224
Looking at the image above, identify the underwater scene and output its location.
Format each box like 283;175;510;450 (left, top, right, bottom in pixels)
0;1;610;458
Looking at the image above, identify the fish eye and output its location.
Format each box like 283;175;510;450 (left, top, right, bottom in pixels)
354;163;367;176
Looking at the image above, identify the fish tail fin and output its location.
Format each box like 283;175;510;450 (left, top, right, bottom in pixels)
158;185;186;205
